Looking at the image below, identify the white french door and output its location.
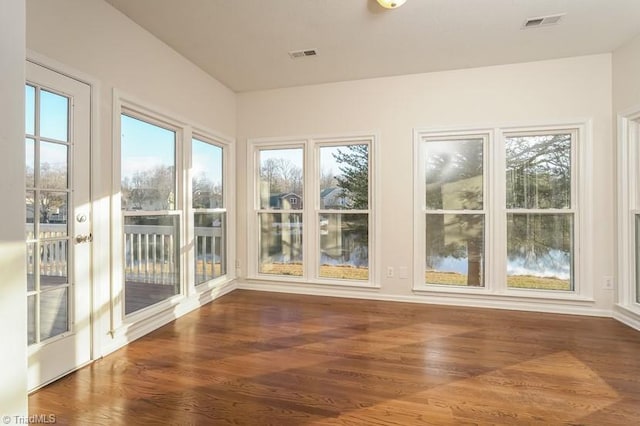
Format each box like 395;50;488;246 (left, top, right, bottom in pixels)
25;61;92;391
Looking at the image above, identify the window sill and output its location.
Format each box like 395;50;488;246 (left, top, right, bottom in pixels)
122;293;186;326
412;284;595;303
195;274;233;292
246;275;381;290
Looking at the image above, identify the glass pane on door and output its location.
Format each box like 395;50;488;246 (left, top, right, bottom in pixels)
26;83;72;345
40;287;68;341
40;141;68;190
40;89;69;142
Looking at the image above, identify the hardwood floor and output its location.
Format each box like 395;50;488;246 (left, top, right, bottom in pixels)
30;290;640;425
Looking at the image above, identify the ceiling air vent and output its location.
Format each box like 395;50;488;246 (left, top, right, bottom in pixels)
288;48;318;59
522;13;565;29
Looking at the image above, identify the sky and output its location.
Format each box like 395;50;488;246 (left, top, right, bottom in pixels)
25;86;70;180
120;114;175;180
259;145;362;178
120;115;223;185
192;137;223;186
26;87;224;188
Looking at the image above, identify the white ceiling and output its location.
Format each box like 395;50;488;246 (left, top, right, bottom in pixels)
105;0;640;93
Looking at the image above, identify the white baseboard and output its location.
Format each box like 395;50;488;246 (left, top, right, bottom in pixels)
98;279;637;359
613;304;640;331
238;280;611;318
101;280;237;357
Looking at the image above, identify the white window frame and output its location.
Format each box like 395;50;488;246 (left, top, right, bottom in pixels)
250;140;306;279
417;130;491;293
617;106;640;320
116;106;185;323
414;122;593;303
247;133;380;288
111;90;235;335
188;131;234;290
503;128;579;294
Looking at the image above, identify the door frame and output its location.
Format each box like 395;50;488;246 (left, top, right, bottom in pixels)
26;51;104;385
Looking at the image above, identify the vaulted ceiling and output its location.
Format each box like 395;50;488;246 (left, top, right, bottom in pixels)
105;0;640;92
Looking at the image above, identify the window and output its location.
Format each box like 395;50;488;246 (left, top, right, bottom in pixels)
112;94;234;334
319;144;370;281
121;112;180;315
423;136;486;287
249;135;375;285
415;124;588;300
257;147;304;276
505;131;575;291
618;108;640;316
192;137;226;284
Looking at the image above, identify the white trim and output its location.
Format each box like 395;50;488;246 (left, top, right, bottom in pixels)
617;104;640;318
238;280;609;318
26;51;106;362
113;94;187;330
247;131;379;286
189;130;236;294
413;121;593;303
613;304;640;331
245;276;381;290
247;142;306;278
102;280;237;357
110;89;237;339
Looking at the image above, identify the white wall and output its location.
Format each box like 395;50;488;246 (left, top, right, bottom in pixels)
613;33;640;113
26;0;235;136
0;0;27;418
237;54;614;315
612;32;640;329
26;0;237;356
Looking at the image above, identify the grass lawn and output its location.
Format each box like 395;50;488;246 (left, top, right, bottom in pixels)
260;262;368;280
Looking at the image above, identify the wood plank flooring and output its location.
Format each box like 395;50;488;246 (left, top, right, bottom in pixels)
29;290;640;425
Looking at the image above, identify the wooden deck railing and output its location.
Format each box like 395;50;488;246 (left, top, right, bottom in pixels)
26;224;68;281
124;224;224;284
26;224;224;285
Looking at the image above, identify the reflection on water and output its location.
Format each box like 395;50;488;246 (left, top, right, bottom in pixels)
428;250;570;280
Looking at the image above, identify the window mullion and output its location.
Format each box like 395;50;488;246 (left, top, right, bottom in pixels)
492;128;507;294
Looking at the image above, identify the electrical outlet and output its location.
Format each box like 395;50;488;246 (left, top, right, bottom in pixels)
603;276;614;290
386;267;394;278
398;266;408;279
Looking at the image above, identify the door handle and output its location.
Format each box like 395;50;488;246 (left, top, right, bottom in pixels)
75;233;93;244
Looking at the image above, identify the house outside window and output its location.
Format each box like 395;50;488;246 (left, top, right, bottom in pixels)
248;134;377;285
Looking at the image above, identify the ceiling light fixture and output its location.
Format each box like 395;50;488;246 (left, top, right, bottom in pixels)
376;0;407;9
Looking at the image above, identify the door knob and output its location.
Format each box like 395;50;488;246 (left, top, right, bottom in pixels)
75;233;93;244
